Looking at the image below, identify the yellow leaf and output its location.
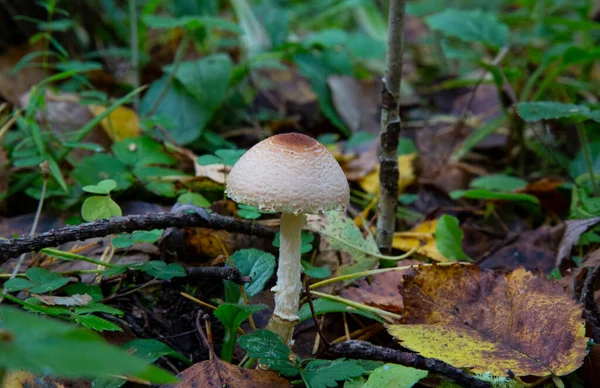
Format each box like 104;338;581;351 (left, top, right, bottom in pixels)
387;265;588;377
392;219;449;262
359;153;416;195
88;105;140;141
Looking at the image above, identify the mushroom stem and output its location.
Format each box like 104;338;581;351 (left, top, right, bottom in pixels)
267;212;306;344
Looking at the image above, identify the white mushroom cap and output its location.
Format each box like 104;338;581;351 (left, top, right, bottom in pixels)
226;133;350;215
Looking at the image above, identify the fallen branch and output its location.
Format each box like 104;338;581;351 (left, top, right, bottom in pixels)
328;340;491;388
0;209;276;265
185;266;251;285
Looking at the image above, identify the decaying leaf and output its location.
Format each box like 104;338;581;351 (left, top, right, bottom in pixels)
392;220;449;262
387;265;588;377
556;217;600;268
166;358;290;388
359;154;416;195
89;105;141;141
307;211;379;278
3;370;65;388
33;293;93;307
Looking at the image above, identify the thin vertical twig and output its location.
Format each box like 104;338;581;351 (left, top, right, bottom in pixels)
376;0;407;252
129;0;140;111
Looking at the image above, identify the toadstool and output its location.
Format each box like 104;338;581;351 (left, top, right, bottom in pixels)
225;133;349;344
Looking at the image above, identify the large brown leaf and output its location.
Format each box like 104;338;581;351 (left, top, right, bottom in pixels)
387;265;588;376
167;359;290;388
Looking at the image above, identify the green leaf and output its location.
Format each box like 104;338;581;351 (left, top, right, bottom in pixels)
65;284;103;302
25;267;70;293
297;298;384;324
224;249;276;304
72;154;134;191
346;131;377;151
0;305;176;382
517;102;600;123
301;359;365;388
125;339;190;364
4;278;36;292
74;314;122;332
570;141;600;177
301;261;331;279
44;154;69;193
469;174;527;191
143;15;242;34
81;196;122;222
435;215;471;262
450;189;540;205
74;303;124;317
177;192;211;208
237;329;299;377
82;179;118;195
425;9;509;49
169;54;233;114
112;136;177;167
112;229;164;249
214;304;267;362
140;77;208;145
138;261;186;280
363;364;428;388
214;149;246;166
307;211;380;280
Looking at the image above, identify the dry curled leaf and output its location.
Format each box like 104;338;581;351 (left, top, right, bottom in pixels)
556;217;600;268
387;265;588;377
167;358;290;388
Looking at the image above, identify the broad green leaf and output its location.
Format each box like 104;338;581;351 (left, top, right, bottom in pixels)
273;230;314;254
426;9;509;49
138;261;186;280
0;305;176;382
214;149;246;166
231;0;271;56
65;284;103;302
237;204;261;219
237;330;298;376
364;364;427;388
469;174;527;192
435;215;471;262
214;304;267;362
301;261;331;279
112;136;177;167
82;179;118;195
307;211;380;279
177;192;211;208
517;102;600;123
140;77;208;145
72;154;134;191
450;189;540;205
224;249;276;304
43;154;68;193
4;278;36;292
125;339;190;364
75;314;122;332
143;15;241;34
112;229;164;249
297;298;384;324
26;267;69;293
169;54;233;113
301;359;364;388
74;304;124;317
570;141;600;178
81;196;122;222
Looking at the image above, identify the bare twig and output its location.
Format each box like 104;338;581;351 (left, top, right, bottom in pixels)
0;209;276;265
304;279;331;348
129;0;140;110
580;265;600;342
376;0;407;252
328;340;491;388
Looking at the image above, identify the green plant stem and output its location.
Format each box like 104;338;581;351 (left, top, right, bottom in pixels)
129;0;140;110
147;33;190;117
41;248;118;268
576;124;599;195
376;0;407;252
309;290;402;320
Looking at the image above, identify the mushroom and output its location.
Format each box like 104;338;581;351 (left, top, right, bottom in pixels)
225;133;349;344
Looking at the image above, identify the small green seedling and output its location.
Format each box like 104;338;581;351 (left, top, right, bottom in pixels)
81;179;122;222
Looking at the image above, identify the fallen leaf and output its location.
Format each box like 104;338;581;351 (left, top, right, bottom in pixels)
3;371;65;388
556;217;600;268
518;177;567;215
166;358;291;388
33;294;93;306
307;211;380;279
0;42;46;105
341;260;421;312
359;154;417;195
328;75;380;134
89;105;141;141
387;265;588;377
392;220;449;262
